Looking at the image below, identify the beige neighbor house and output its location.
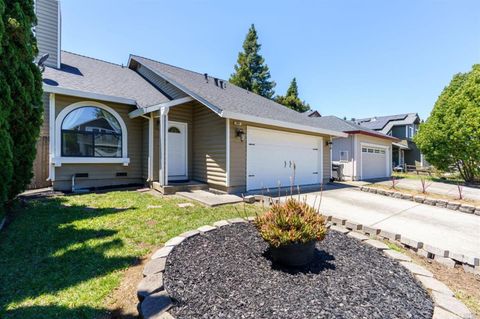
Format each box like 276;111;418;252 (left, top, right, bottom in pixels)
306;113;398;181
32;0;348;194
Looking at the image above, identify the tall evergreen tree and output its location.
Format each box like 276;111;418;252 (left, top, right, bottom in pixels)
230;24;276;99
275;78;311;113
0;0;14;212
2;0;43;200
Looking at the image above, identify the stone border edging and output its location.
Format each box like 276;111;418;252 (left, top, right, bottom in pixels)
359;186;480;216
138;216;474;319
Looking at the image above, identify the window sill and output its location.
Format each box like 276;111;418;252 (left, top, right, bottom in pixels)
52;157;130;166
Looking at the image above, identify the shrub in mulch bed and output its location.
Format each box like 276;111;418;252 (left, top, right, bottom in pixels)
164;223;434;319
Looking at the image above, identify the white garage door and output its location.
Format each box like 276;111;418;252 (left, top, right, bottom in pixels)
361;146;387;180
246;127;323;191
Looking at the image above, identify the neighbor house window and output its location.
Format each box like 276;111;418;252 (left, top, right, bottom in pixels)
339;151;349;162
61;106;122;157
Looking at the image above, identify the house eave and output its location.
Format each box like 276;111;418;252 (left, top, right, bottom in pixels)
43;84;137;105
128;96;194;118
346;130;399;142
221;111;348;138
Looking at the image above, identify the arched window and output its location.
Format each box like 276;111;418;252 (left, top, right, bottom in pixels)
168;126;181;133
61;106;122;157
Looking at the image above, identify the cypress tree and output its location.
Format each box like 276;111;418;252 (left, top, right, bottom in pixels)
2;0;43;200
230;24;276;99
275;78;311;113
0;0;14;212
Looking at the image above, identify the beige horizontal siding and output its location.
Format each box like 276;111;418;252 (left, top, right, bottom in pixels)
53;95;144;191
192;103;226;187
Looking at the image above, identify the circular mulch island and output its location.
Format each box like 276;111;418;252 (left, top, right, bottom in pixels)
164;223;434;319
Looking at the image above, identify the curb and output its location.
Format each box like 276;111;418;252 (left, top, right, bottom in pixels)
359;186;480;216
138;216;474;319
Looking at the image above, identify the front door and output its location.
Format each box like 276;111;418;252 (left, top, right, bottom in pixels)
168;121;188;181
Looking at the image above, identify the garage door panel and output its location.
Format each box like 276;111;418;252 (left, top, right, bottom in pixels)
361;146;387;180
247;127;322;191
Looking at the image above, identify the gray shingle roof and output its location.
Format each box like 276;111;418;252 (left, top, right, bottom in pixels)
309;116;397;140
129;55;346;136
42;51;170;107
356;113;416;130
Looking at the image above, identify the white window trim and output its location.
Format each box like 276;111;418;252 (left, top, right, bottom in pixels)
53;101;129;166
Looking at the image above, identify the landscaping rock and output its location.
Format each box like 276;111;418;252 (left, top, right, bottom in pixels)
433;256;456;268
330;217;346;226
151;246;173;260
475;207;480;216
347;231;369;241
459;204;475;214
379;229;400;241
401;194;413;200
393;192;403;199
462;264;480;276
213;220;230;227
376;189;386;195
433;306;462;319
246;216;256;222
177;203;194;208
143;258;166;277
179;229;200;238
431;291;474;319
364;239;389;250
449;252;464;263
424;198;437;206
400;237;424;249
446;202;460;210
462;255;479;267
164;236;185;247
137;272;164;301
424;244;449;258
243;195;256;203
140;291;172;319
197;225;217;233
414;195;426;203
435;200;448;208
384;250;412;262
362;225;380;236
368;187;377;194
416;275;454;296
400;261;434;277
330;225;349;234
417;248;432;259
345;220;362;231
227;217;248;224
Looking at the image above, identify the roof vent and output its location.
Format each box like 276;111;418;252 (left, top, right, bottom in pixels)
371;117;377;121
219;80;225;89
214;78;219;87
204;73;208;83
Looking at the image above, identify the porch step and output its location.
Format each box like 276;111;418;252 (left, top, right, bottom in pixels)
177;190;243;207
152;181;208;195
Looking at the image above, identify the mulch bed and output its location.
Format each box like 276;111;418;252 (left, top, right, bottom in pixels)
164;223;434;319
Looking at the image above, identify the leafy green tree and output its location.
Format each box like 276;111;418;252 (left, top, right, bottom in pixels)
414;65;480;183
0;0;14;212
275;78;311;113
2;0;43;200
230;24;276;99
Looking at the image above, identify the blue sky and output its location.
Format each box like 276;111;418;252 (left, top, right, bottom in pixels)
61;0;479;120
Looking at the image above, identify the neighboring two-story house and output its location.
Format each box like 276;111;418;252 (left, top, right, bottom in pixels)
355;113;425;169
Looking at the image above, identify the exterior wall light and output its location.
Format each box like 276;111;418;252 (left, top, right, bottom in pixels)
236;128;246;142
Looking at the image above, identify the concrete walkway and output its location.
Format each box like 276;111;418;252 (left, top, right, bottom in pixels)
375;178;480;202
297;185;480;258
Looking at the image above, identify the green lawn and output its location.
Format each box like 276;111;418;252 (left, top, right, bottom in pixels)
392;172;463;184
0;190;263;319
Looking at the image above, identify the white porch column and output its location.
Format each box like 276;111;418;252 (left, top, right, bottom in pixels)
159;106;169;186
147;113;154;182
47;93;56;181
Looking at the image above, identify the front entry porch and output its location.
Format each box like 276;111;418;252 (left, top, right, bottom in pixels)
151;180;209;195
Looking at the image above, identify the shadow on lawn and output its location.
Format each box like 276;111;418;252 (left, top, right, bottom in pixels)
0;196;137;319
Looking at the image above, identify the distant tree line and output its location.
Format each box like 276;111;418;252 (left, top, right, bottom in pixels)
0;0;43;214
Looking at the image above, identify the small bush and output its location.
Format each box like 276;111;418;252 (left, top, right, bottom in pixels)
254;198;327;248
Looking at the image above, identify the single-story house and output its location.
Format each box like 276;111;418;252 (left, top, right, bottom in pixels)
306;114;398;181
32;0;348;194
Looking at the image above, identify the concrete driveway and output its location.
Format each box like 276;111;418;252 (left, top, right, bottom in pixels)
375;178;480;202
296;185;480;258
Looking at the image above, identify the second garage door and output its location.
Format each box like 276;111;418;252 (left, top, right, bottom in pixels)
246;127;323;191
361;146;388;180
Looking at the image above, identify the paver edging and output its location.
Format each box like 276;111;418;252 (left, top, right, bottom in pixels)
139;215;473;319
359;186;478;217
